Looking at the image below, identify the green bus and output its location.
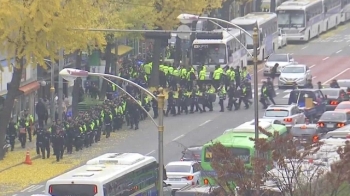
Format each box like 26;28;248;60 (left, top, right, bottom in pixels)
200;121;288;185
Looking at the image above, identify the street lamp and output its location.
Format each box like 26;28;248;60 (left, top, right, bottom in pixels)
59;68;166;196
177;13;260;182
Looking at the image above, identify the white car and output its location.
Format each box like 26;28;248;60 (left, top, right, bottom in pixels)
278;29;287;48
263;53;295;76
164;161;201;190
278;64;312;88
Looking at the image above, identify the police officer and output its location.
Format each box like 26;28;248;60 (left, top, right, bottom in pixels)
18;118;27;148
23;110;34;142
203;85;214;112
34;126;44;156
178;87;188;114
151;91;159;118
227;83;237;111
41;128;51;159
190;87;203;113
52;129;65;162
6;120;17;151
237;84;249;109
165;90;176;116
317;81;323;89
128;100;140;130
65;121;74;154
217;83;227;112
265;81;276;105
260;81;270;109
104;110;113;138
304;79;314;88
330;79;340;88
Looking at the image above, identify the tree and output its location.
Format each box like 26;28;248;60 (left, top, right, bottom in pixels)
147;0;223;86
98;0;155;99
208;127;350;196
0;0;105;159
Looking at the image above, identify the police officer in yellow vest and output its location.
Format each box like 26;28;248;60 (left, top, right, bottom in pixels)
217;84;227;112
213;65;224;90
23;110;34;142
240;66;248;82
170;65;179;91
186;67;196;90
180;66;187;86
198;65;206;88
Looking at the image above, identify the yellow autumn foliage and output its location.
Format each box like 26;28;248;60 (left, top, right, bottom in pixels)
153;0;224;30
0;0;106;70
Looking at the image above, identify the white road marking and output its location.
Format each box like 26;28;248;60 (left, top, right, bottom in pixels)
323;68;350;84
312;76;316;79
27;185;44;192
21;185;36;192
172;134;184;141
309;64;316;69
336;50;342;54
322;57;329;61
258;68;264;72
302;46;308;49
12;195;17;196
199;120;212;126
145;150;155;155
283;89;293;93
276;92;280;95
283;94;290;99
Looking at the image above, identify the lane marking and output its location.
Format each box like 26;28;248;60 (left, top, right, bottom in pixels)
258;68;264;72
145;150;155;155
309;64;316;69
172;134;184;141
302;46;308;50
322;57;329;61
283;89;293;93
283;94;290;99
12;195;17;196
323;68;350;85
27;185;44;192
199;120;212;127
312;76;317;79
336;50;342;54
21;185;36;192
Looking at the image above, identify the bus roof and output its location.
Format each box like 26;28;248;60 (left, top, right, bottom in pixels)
193;28;242;44
277;0;322;9
223;121;286;134
46;153;156;185
231;12;277;26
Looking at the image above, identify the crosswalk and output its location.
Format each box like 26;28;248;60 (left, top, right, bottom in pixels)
15;184;45;195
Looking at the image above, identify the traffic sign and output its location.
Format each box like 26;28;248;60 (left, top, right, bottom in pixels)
176;25;191;40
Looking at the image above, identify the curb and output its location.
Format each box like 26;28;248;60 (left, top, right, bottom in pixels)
0;155;41;173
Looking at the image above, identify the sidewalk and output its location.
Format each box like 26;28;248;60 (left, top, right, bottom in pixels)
0;130;134;196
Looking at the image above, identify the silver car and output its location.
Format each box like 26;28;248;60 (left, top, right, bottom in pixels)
291;124;320;144
263;104;306;128
278;64;312;88
263;53;294;76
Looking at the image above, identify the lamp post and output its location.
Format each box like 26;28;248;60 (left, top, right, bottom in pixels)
59;68;166;196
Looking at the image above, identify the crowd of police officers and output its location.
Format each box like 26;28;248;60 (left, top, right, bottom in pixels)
4;58;265;162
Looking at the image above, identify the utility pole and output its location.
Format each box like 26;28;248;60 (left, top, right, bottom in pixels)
50;60;55;124
58;49;64;121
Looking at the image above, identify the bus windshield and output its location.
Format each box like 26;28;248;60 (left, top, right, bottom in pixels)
48;184;97;196
234;24;259;49
192;44;227;65
277;10;305;28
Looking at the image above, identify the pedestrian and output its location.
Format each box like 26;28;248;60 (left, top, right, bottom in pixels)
270;63;279;82
6;120;17;151
52;129;65;162
18;118;27;148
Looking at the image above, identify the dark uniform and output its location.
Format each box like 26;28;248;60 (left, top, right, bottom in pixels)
52;129;65;162
165;91;176;116
6;121;17;151
151;91;159;118
190;88;203;113
18;118;28;148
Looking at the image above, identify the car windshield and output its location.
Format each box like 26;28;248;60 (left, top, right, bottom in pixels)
321;89;339;97
192;44;227;65
282;67;304;73
336;103;350;109
268;54;288;62
166;165;191;173
183;149;202;160
320;112;346;121
264;110;289;117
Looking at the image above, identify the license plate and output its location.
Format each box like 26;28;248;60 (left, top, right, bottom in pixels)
327;124;334;128
286;82;293;85
169;178;181;181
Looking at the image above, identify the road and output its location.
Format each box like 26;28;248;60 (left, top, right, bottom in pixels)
11;23;350;196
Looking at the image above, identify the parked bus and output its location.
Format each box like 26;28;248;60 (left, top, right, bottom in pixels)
231;12;279;61
191;28;248;80
200;121;288;186
45;153;159;196
340;0;350;23
276;0;341;42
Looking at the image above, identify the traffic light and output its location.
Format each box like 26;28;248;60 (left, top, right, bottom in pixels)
195;32;223;40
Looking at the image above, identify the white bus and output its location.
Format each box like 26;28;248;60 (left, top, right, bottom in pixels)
340;0;350;23
45;153;159;196
191;28;248;80
276;0;341;42
231;12;279;61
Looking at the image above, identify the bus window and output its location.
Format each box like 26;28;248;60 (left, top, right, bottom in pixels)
49;184;97;196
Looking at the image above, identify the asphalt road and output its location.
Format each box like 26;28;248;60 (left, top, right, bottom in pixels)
12;23;350;196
